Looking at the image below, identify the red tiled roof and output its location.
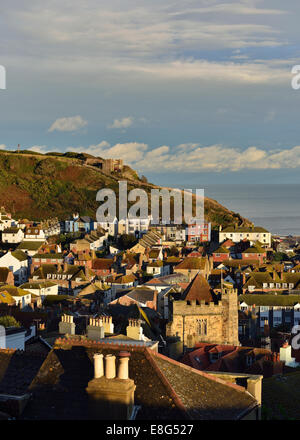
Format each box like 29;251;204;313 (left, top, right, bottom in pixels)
183;273;214;303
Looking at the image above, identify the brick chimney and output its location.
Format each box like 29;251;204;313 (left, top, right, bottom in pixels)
59;314;76;335
86;352;136;420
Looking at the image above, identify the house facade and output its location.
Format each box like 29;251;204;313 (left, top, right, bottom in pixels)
0;250;29;285
219;226;271;247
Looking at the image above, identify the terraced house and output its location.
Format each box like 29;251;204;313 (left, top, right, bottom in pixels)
31;252;64;271
242;271;300;294
219;226;271;247
30;264;95;294
239;294;300;330
20;281;58;299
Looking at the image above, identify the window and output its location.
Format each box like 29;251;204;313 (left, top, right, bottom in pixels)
196;319;207;335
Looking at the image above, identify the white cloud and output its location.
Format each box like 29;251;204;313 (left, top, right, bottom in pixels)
108;117;134;129
22;141;300;173
117;59;289;84
28;145;54;154
48;116;88;132
72;142;300;173
70;141;148;163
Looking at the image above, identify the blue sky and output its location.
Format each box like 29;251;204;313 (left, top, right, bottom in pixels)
1;0;300;186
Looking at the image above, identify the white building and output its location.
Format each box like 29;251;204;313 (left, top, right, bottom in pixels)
23;226;46;241
146;261;170;278
2;227;24;243
219;225;271;247
97;217;119;237
118;216;152;237
20;281;58;299
0;324;36;350
0;250;29;285
0;209;17;231
17;241;45;257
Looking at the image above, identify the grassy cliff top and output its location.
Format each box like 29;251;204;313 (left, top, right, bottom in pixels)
0;149;252;227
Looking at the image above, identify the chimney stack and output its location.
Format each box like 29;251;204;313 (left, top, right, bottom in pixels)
86;352;136;420
126;319;144;341
105;354;116;379
118;352;130;380
99;315;114;334
94;354;104;379
87;317;105;341
58;314;76;335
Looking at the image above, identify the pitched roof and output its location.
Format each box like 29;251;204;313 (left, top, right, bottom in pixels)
0;290;15;304
0;349;46;396
239;294;300;307
0;285;31;297
2;227;22;234
17;241;45;251
222;226;269;233
92;258;114;270
22;340;258;420
20;281;57;289
11;250;28;262
125;287;157;304
183;273;215;303
175;257;206;270
213;246;230;254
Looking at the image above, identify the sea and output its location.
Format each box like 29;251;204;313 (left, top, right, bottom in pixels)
183;184;300;237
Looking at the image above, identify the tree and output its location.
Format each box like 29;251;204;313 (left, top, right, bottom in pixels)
168;246;179;257
117;234;138;250
0;315;21;328
272;252;289;262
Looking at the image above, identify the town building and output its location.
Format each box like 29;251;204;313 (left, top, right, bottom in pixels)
2;227;24;244
166;274;240;351
187;222;211;243
219;225;271;247
0;250;29;285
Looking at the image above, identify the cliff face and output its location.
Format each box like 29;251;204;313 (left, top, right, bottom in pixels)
0;150;252;227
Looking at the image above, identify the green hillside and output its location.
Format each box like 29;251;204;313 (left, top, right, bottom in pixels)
0;150;252;227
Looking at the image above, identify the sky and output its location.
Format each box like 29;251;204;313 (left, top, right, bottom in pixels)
1;0;300;186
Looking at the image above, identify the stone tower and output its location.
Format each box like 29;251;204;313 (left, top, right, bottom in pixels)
166;273;239;351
